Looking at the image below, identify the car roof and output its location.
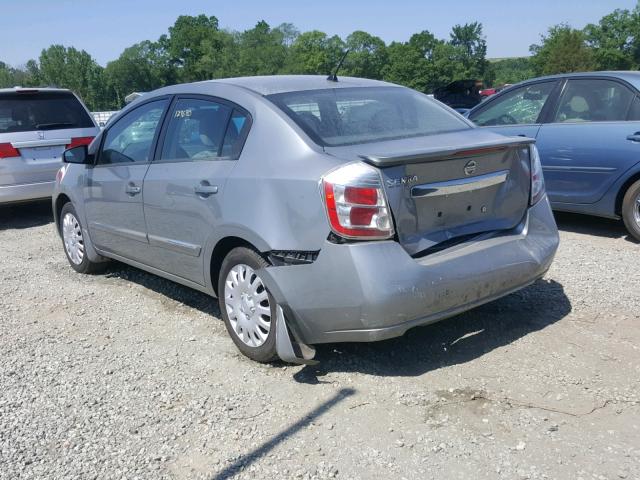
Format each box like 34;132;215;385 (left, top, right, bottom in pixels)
506;71;640;90
0;86;74;95
163;75;398;97
0;87;72;95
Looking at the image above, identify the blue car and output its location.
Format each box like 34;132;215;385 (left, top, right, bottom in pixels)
468;72;640;241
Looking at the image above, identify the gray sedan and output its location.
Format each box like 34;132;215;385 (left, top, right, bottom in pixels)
53;75;559;364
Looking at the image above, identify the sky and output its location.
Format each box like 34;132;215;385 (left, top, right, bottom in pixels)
0;0;637;67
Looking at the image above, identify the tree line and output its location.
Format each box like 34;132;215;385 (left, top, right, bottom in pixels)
1;4;638;111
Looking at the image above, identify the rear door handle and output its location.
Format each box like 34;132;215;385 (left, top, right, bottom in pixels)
194;181;218;197
627;132;640;142
125;183;141;196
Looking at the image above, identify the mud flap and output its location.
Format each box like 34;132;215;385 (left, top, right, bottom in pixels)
276;305;318;365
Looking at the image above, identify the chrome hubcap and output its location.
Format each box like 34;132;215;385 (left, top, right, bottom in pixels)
224;264;272;347
62;212;84;265
634;194;640;227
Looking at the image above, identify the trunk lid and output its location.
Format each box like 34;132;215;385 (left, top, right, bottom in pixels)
325;129;534;256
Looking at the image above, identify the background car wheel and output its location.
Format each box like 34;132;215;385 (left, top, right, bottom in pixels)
218;247;277;363
622;179;640;242
59;202;104;274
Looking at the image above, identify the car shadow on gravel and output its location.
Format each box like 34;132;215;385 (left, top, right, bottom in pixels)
554;211;639;244
103;264;221;317
0;200;53;230
294;279;570;382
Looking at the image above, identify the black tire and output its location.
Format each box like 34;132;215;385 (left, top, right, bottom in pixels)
622;179;640;242
218;247;278;363
59;202;104;274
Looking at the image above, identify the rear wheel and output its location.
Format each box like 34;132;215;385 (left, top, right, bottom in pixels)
622;179;640;242
218;247;277;362
59;202;103;274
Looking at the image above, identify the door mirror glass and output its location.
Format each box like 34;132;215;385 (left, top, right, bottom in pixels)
63;145;92;164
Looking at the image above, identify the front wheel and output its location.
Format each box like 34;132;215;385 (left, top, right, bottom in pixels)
218;247;277;362
622;179;640;242
59;202;104;274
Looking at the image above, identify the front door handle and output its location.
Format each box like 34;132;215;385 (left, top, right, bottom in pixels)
194;181;218;198
627;132;640;142
125;182;141;196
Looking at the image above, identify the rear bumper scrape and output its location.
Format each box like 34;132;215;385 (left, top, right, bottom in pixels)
260;197;559;346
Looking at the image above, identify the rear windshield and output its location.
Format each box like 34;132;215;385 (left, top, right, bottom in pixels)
0;91;94;134
267;86;470;147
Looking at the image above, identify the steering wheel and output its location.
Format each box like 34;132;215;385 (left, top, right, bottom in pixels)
497;114;518;125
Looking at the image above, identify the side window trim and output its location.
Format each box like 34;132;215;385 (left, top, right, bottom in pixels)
536;79;565;124
94;96;172;167
626;95;640;121
548;77;637;125
469;80;559;126
153;93;253;164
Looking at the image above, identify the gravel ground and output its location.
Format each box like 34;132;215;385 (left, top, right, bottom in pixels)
1;201;639;480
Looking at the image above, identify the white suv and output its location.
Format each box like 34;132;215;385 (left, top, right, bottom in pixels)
0;87;99;204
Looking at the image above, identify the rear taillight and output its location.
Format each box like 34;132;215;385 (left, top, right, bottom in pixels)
529;144;545;205
322;162;394;240
0;143;19;159
67;136;94;149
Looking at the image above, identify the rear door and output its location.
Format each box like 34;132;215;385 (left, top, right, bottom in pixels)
142;96;251;284
534;77;640;204
84;98;169;261
468;80;561;140
0;90;97;188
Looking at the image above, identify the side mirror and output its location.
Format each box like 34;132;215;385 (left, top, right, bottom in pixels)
63;145;93;164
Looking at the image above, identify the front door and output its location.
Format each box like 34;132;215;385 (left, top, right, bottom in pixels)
84;99;169;261
142;97;251;284
535;78;640;204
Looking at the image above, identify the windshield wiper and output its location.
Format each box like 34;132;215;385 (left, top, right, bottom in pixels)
35;122;75;130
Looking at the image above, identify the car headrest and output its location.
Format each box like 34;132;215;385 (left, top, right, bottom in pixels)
569;96;589;113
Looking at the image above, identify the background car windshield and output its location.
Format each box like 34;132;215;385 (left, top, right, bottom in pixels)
267;87;470;146
0;91;94;133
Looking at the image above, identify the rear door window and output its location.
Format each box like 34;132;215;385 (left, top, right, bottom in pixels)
0;91;94;133
553;79;634;123
470;82;556;126
160;98;250;162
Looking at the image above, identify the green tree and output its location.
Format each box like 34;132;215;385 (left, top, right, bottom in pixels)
449;22;489;81
487;57;535;86
36;45;108;110
236;21;287;76
0;61;34;88
382;41;432;92
105;40;177;107
530;24;595;75
163;14;223;81
342;31;387;79
284;30;344;75
584;7;640;70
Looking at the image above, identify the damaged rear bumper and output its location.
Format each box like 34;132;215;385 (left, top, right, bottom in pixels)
261;197;559;346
